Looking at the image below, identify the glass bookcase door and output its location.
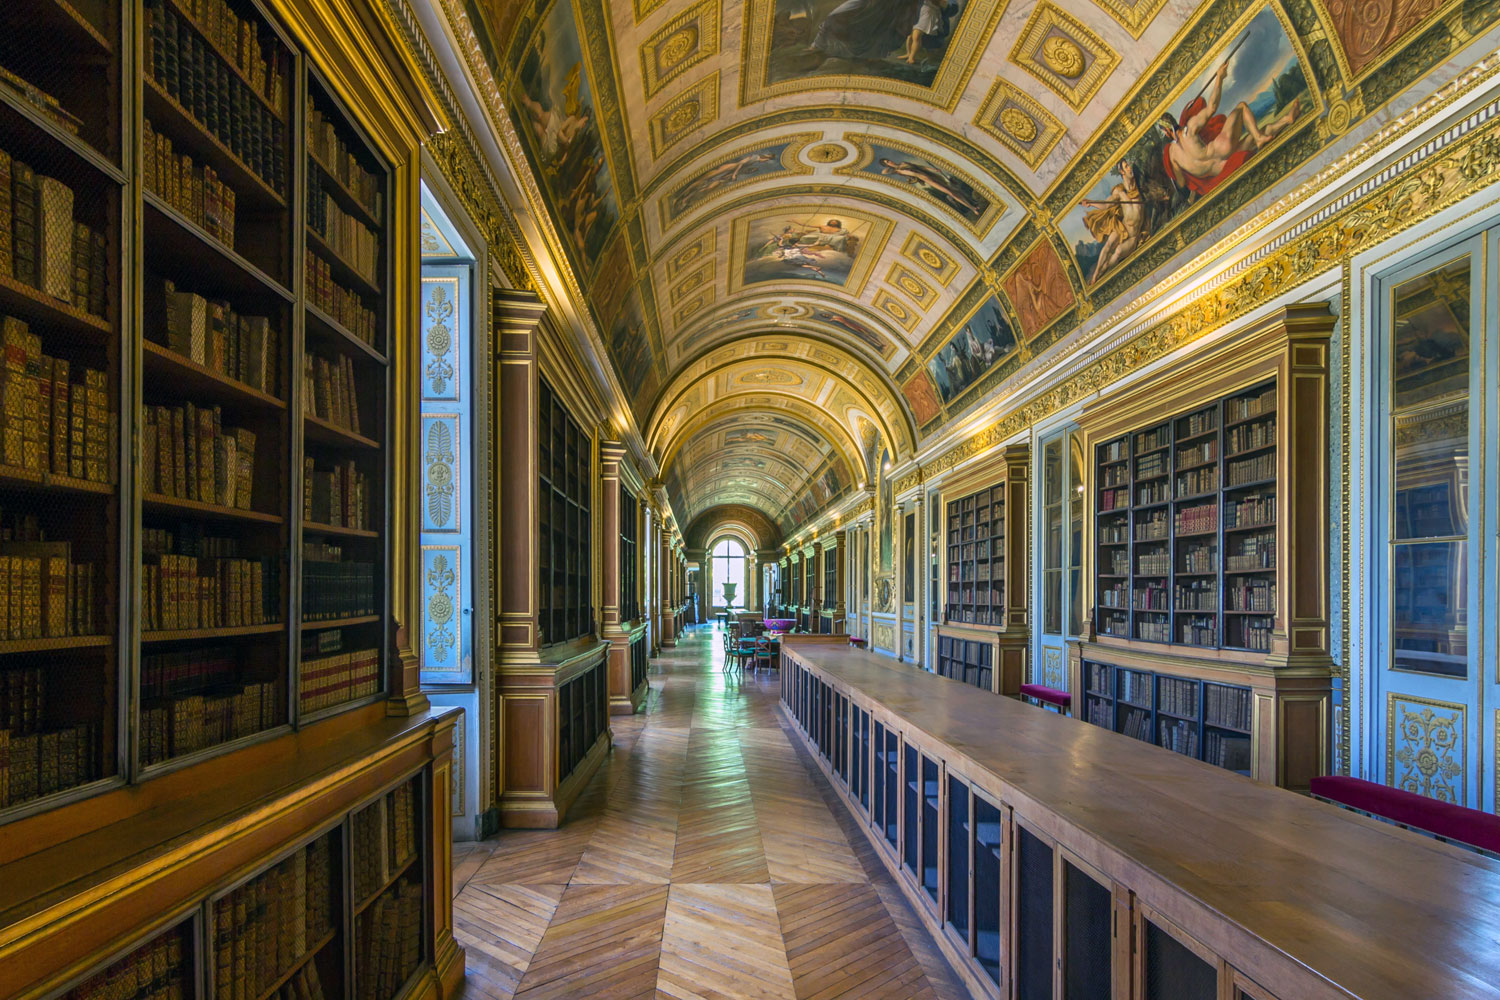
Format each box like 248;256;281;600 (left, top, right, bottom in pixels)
1036;427;1081;690
1370;235;1496;810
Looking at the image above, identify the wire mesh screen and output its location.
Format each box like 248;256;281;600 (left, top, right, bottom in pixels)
946;775;970;942
973;794;1002;986
1063;860;1112;998
1145;919;1216;1000
1016;826;1055;1000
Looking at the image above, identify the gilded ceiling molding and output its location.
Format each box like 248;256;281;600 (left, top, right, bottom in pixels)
649;73;722;158
1009;2;1121;113
973;78;1066;172
639;0;720;100
1092;0;1172;38
923;98;1500;487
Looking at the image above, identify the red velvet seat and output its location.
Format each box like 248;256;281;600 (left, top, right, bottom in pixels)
1311;775;1500;855
847;637;867;648
1019;683;1071;712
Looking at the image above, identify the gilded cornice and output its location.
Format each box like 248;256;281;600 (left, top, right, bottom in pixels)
924;91;1500;483
893;467;923;497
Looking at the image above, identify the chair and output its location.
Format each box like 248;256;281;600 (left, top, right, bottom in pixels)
752;637;772;671
729;637;756;674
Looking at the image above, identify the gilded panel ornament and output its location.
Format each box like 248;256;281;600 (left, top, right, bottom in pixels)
874;289;921;331
673;289;715;325
423;414;461;532
421;208;457;256
738;369;803;386
1387;693;1466;805
1010;3;1119;112
667;228;716;279
886;262;936;309
422;546;462;674
1043;647;1065;688
633;0;667;21
873;621;897;651
422;277;461;400
648;73;720;158
1001;238;1075;342
1314;0;1464;84
669;260;715;304
806;142;851;164
922;105;1500;491
975;78;1067;171
1092;0;1173;38
837;135;1001;236
640;0;720;101
900;231;959;286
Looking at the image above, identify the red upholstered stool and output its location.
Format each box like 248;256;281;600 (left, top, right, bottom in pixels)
1311;775;1500;857
1019;683;1071;714
848;637;867;649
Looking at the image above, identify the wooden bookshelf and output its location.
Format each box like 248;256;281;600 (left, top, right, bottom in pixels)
1075;306;1334;791
620;485;639;622
945;482;1005;626
538;377;593;648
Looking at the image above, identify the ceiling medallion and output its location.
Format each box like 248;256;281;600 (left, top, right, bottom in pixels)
1041;36;1085;78
806;142;849;164
740;369;801;385
999;108;1037;142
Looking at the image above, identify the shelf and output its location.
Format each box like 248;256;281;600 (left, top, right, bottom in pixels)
302;521;378;538
0;633;111;655
1132;500;1168;511
143;622;285;643
301;614;380;629
0;461;113;496
142;492;284;525
1133;443;1168;458
1223;521;1275;535
303;414;380;451
1224;609;1275;615
1175;571;1218;578
305;226;380;297
249;928;338;1000
1226;442;1276;460
162;0;285;124
354;851;418;916
0;82;124;182
309;151;381;229
0;261;113;342
1;0;111;51
1205;720;1253;735
142;75;285;210
1173;490;1219;504
1224;566;1276;575
1224;410;1276;430
1173;428;1217;445
141;340;286;412
305;302;386;365
144;191;293;301
1156;708;1198;723
1173;458;1218;474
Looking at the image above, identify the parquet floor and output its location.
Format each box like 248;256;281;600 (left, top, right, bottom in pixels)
451;628;969;1000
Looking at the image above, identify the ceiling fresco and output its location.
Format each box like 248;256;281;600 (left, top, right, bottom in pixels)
449;0;1498;526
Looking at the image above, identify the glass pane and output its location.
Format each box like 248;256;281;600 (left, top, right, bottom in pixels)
1067;434;1084;636
1044;571;1063;634
1044;437;1062;505
1392;541;1468;676
1392;258;1471;412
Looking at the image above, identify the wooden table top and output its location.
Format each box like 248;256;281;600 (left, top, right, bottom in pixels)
781;642;1500;1000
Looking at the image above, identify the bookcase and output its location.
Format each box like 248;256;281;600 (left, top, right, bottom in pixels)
1075;306;1335;791
0;0;395;825
619;484;639;623
945;483;1005;626
537;376;592;648
935;633;992;692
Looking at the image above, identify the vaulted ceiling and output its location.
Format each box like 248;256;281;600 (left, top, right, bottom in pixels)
445;0;1489;531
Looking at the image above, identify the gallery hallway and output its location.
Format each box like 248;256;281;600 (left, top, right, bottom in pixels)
448;628;967;999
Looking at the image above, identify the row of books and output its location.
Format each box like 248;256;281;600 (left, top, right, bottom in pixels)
1136;452;1166;478
1226;531;1275;572
275;965;329;1000
1232;617;1274;652
1158;676;1199;717
139;679;279;765
1228;452;1274;487
297;647;379;715
141;403;258;510
306;98;382;219
1228;579;1275;612
301;546;376;621
143;120;237;249
160;280;279;395
354;880;423;1000
1175;580;1218;610
0;319;111;481
1180;541;1216;574
60;923;190;1000
1104;550;1128;574
309;192;378;286
1176;466;1218;498
1176;440;1216;468
1226;491;1275;528
1099;440;1126;463
1136;552;1169;575
166;0;287;115
1206;731;1252;771
1136;481;1168;506
1178;408;1217;438
1205;682;1252;729
0;154;108;317
1179;617;1217;645
1117;706;1151;741
303;457;372;529
0;65;84;138
1175;503;1216;534
142;554;276;631
1100;464;1128;487
1099;486;1128;511
306;253;377;347
0;722;98;806
146;1;287;192
0;545;97;639
302;351;364;436
1227;417;1274;454
142;646;244;700
1135;426;1168;454
212;833;336;1000
1132;584;1166;611
1159;718;1200;757
1136;620;1170;642
1097;583;1127;608
1100;521;1129;543
1227;386;1276;422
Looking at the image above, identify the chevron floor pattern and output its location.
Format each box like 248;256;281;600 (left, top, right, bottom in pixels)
451;628;968;1000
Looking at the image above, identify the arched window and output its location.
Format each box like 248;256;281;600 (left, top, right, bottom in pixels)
711;538;746;608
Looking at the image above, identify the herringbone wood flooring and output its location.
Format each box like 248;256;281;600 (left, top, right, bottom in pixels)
452;630;967;1000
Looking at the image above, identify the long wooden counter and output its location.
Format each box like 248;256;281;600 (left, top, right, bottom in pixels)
777;639;1500;1000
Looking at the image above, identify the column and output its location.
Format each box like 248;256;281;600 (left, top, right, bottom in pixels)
911;493;924;667
833;530;847;633
599;442;641;714
660;529;678;647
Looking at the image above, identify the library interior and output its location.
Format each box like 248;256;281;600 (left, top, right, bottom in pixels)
3;0;1500;997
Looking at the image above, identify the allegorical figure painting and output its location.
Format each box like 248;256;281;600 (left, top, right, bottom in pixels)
666;144;794;224
926;296;1017;405
769;0;964;86
511;0;618;269
856;142;989;224
743;214;869;286
1062;6;1310;285
608;292;659;416
814;307;892;357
